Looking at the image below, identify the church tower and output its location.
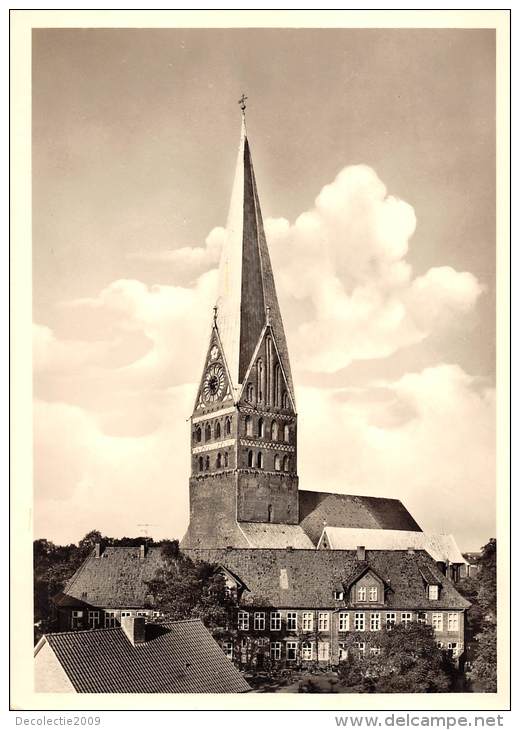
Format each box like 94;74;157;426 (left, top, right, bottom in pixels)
181;103;298;549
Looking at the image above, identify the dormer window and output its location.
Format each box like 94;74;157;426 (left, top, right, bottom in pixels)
333;590;344;601
368;586;378;602
357;586;367;601
428;584;439;600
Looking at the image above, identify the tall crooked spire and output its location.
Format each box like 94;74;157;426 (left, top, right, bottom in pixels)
215;115;295;403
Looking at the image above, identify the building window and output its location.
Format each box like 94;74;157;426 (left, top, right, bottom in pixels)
334;591;344;601
216;453;222;468
104;611;117;628
247;383;254;402
224;451;229;467
354;642;366;656
339;643;348;661
428;585;439;600
447;642;459;657
432;613;443;632
282;391;289;409
286;642;298;662
258;418;264;437
274;454;281;471
205;423;211;441
215;421;221;439
386;613;396;630
247;450;253;467
318;642;330;661
302;642;313;661
437;641;444;649
71;610;84;629
283;455;290;472
256;451;263;469
222;641;233;659
257;359;263;402
368;586;378;602
88;610;100;629
370;613;381;631
302;612;314;631
318;612;330;631
271;420;278;441
237;611;249;631
401;612;413;626
195;426;202;443
287;612;297;631
198;456;203;472
369;646;381;655
357;586;367;601
270;612;282;631
225;417;232;435
354;612;365;631
418;612;427;625
245;415;253;437
254;612;265;631
121;611;132;618
284;424;290;442
205;455;210;471
447;613;459;631
339;612;350;632
270;642;281;661
267;504;273;523
136;611;148;617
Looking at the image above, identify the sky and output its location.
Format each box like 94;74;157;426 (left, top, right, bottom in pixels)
32;28;496;551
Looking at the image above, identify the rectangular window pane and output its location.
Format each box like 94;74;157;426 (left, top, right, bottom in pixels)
428;585;439;600
401;612;412;626
318;642;330;661
238;611;249;630
339;612;349;632
354;612;365;631
368;586;378;602
318;612;329;631
286;641;298;661
270;612;281;631
357;586;366;601
254;612;265;631
270;642;281;660
302;612;314;631
370;613;380;631
386;613;396;630
287;612;297;631
432;613;443;631
448;613;459;631
302;643;313;661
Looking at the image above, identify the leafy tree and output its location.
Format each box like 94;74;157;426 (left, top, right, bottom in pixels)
469;623;497;692
338;622;454;693
477;538;496;620
145;547;232;631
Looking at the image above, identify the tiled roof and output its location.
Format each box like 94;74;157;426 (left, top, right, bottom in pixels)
318;527;467;564
60;546;166;608
298;490;422;544
38;619;250;694
238;522;314;548
190;548;470;610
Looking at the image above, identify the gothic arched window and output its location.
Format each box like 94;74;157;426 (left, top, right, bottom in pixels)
225;417;231;436
284;424;290;443
267;504;273;523
258;418;264;438
257;359;263;402
246;383;255;402
283;455;290;472
271;420;278;441
245;415;253;437
198;456;203;472
224;452;229;467
205;423;211;441
247;450;253;468
274;454;281;471
274;363;281;406
282;391;289;409
195;426;202;443
216;453;222;469
256;451;264;469
215;421;221;440
205;455;210;471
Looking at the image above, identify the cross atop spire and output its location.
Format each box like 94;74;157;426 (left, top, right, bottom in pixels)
238;93;248;115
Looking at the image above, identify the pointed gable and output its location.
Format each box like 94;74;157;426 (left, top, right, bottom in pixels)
215;119;295;403
193;327;233;414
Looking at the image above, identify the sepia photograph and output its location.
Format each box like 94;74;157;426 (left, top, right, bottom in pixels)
9;9;510;712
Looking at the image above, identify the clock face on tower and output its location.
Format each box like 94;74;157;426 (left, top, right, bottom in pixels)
202;363;225;402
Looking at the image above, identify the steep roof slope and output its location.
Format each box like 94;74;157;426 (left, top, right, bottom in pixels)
38;619;250;694
238;522;314;548
189;548;470;610
298;490;422;544
56;546;165;608
318;527;467;564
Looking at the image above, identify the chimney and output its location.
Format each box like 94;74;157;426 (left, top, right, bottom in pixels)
140;544;146;560
121;616;146;646
356;545;366;561
94;543;101;558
